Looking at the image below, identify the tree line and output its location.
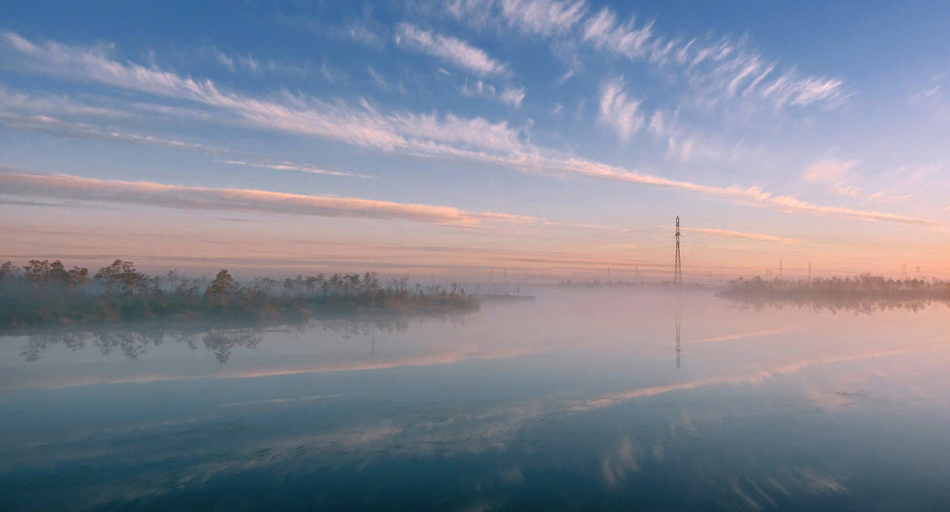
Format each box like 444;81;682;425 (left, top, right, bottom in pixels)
717;274;950;314
722;274;950;297
0;259;478;329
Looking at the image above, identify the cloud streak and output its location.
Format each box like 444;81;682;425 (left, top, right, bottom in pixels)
684;227;798;244
0;112;222;154
0;85;125;118
0;171;535;227
538;157;935;226
803;159;858;184
395;23;508;77
219;159;373;179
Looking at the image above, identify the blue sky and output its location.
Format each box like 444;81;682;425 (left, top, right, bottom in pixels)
1;1;949;280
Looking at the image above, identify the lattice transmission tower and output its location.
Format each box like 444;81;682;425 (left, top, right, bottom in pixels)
674;216;682;284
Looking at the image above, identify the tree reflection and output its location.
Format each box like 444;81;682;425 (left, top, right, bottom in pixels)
169;331;199;350
93;330;158;360
22;328;179;361
723;297;946;315
22;331;90;362
16;313;470;363
317;318;410;337
202;329;263;364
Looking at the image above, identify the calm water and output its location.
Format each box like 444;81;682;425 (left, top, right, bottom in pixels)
2;289;949;511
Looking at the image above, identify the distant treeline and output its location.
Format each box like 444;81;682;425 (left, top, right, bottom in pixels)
549;279;705;289
553;279;640;288
718;274;950;314
0;259;478;330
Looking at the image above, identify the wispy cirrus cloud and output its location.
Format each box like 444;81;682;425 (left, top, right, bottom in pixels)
749;192;929;225
0;170;534;227
499;86;526;107
0;85;125;118
866;190;914;203
219;159;374;179
804;160;915;204
206;47;262;74
828;185;913;204
647;109;733;162
582;7;655;61
460;80;525;107
445;0;848;111
803;159;858;184
448;0;586;37
684;227;798;244
0;112;223;154
308;19;386;49
2;32;526;155
1;33;929;227
366;66;390;90
597;77;643;141
678;34;848;108
394;23;508;77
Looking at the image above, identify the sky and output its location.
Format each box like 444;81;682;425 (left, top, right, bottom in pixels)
1;0;949;281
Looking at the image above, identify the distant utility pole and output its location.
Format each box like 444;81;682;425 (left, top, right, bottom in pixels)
902;264;907;280
808;262;812;283
779;259;783;279
674;216;682;284
916;266;921;279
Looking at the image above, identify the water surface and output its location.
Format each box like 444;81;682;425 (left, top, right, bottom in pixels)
2;289;949;510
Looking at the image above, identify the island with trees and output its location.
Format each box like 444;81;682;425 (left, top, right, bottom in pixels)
717;274;950;313
0;259;478;330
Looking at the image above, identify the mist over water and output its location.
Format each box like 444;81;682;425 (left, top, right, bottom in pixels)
2;289;950;511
